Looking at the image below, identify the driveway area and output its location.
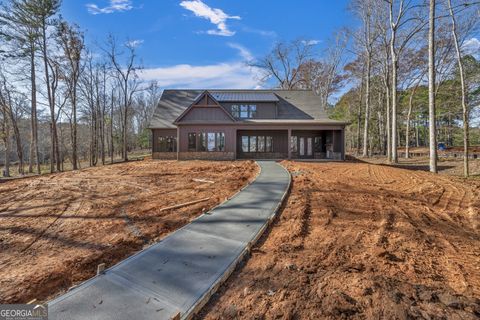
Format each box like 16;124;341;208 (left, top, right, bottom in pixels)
48;161;291;320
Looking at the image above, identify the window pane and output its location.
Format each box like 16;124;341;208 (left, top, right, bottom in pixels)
217;132;225;151
188;133;196;151
314;136;322;152
242;136;249;152
291;136;297;153
240;105;249;118
231;105;239;118
207;132;216;151
249;105;257;118
266;136;273;152
307;137;313;156
299;137;305;156
159;137;166;152
166;136;176;152
198;133;207;151
257;136;265;152
249;136;257;152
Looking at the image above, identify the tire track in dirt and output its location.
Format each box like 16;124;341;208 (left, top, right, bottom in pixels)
199;161;480;320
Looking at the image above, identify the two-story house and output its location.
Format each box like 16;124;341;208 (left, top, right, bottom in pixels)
148;89;348;160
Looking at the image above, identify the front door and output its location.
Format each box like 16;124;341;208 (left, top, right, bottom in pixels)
298;137;313;159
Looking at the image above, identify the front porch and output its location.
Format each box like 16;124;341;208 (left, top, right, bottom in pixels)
236;129;344;160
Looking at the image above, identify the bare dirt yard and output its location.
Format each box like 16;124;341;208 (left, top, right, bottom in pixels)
199;160;480;319
364;155;480;178
0;159;257;304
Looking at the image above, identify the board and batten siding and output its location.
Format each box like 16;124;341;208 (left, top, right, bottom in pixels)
180;106;233;122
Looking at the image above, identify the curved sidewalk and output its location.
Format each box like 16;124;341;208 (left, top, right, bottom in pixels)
48;161;291;320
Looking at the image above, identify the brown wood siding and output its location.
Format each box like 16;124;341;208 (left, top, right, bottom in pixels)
221;102;277;119
180;106;233;122
152;129;177;153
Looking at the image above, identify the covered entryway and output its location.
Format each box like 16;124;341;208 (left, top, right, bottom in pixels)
290;130;344;160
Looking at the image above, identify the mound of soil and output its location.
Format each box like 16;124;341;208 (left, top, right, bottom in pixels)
199;161;480;319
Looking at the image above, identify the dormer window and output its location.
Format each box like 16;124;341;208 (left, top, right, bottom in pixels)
232;104;257;118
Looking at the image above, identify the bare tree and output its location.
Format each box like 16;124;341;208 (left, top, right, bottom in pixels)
446;0;476;177
386;0;428;163
252;39;314;89
0;0;43;173
104;35;141;162
57;21;84;170
352;0;379;157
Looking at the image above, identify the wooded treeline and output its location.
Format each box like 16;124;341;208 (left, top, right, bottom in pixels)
253;0;479;176
0;0;159;177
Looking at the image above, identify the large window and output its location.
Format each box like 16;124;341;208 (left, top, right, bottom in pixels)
188;133;196;151
193;132;225;152
158;136;177;152
241;135;273;153
232;104;257;119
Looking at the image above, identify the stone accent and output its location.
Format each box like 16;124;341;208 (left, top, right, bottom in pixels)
178;152;235;161
152;152;177;160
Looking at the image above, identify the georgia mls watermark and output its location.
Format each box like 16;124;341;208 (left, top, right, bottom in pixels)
0;304;48;320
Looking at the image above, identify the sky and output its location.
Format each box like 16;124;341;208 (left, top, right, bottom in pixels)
61;0;353;89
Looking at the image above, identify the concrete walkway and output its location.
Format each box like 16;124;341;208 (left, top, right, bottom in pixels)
48;161;291;320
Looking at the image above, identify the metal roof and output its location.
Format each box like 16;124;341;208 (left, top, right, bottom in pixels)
210;91;279;102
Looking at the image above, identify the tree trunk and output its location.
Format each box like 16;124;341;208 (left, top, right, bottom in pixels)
123;86;128;162
110;92;114;164
9;110;23;174
1;107;10;177
428;0;437;173
363;51;371;157
356;74;364;154
29;47;40;174
447;0;469;177
385;73;391;160
41;22;55;174
391;54;398;163
405;84;420;158
72;77;78;170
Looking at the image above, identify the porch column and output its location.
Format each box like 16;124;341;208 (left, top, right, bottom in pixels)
287;128;292;160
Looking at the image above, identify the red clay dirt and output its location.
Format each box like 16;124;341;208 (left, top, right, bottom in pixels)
199;161;480;320
0;159;257;304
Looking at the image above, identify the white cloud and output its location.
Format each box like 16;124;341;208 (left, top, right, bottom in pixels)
227;43;253;61
126;39;144;48
302;39;321;46
180;0;240;37
86;0;133;15
138;44;261;89
463;37;480;58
